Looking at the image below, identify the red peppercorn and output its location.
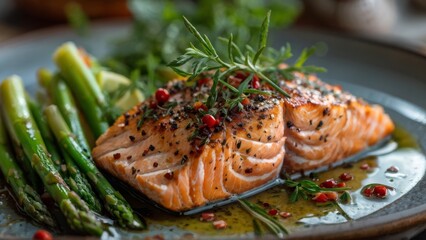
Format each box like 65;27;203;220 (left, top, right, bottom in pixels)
164;171;174;180
252;75;260;89
360;163;370;170
324;192;338;201
363;187;373;197
200;212;215;222
197;77;211;86
279;212;292;218
235;71;248;79
262;202;270;208
193;101;208;111
312;193;329;203
373;185;388;198
386;166;399;173
336;182;346;188
213;220;227;229
155;88;170;104
339;172;353;181
241;98;251;105
33;229;52;240
202;114;218;128
320;178;337;188
149;100;158;109
268;209;278;216
228;75;243;87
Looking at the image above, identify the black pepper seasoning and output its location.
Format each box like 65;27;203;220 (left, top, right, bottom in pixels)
113;153;121;160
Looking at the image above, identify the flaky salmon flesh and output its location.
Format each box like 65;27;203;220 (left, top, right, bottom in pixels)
93;81;286;211
280;73;394;173
92;74;394;211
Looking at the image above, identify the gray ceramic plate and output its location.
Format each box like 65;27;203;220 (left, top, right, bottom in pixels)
0;21;425;239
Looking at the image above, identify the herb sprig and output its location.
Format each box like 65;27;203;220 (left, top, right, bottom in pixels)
169;11;291;102
238;199;288;239
285;179;353;221
169;10;327;114
285;180;350;203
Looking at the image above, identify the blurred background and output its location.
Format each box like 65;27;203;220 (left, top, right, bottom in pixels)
1;0;426;48
0;0;425;239
1;0;426;81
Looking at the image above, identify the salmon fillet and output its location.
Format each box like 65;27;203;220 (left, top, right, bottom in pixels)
280;73;394;173
92;81;285;211
93;71;394;211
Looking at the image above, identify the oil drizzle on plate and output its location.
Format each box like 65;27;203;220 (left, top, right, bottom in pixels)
141;127;425;238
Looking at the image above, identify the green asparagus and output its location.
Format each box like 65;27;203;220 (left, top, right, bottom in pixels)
1;94;43;192
44;105;145;230
0;76;104;236
0;109;56;228
37;68;54;89
10;143;43;193
49;77;91;151
27;95;63;170
38;68;91;151
27;96;102;213
53;42;110;138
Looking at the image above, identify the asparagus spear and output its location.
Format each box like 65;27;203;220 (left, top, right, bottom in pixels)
0;93;43;192
38;68;91;151
0;76;104;236
37;68;53;88
27;95;63;170
45;105;145;230
10;143;43;193
53;42;110;138
0;110;56;228
27;96;102;213
49;78;91;151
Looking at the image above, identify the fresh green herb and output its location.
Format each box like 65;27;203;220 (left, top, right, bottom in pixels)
339;191;352;204
333;202;353;221
137;105;155;129
239;199;288;239
169;12;290;100
284;179;350;203
252;219;265;237
100;0;303;106
106;0;302;76
285;179;353;221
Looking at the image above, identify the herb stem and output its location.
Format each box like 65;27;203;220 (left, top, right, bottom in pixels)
238;199;288;239
333;202;353;221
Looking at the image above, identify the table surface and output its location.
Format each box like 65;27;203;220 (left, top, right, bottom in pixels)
0;0;425;239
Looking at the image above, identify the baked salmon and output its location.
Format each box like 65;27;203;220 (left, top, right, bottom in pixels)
92;81;286;211
93;71;394;211
280;73;395;173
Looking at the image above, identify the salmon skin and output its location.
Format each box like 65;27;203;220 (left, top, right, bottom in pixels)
93;81;286;212
280;73;395;173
